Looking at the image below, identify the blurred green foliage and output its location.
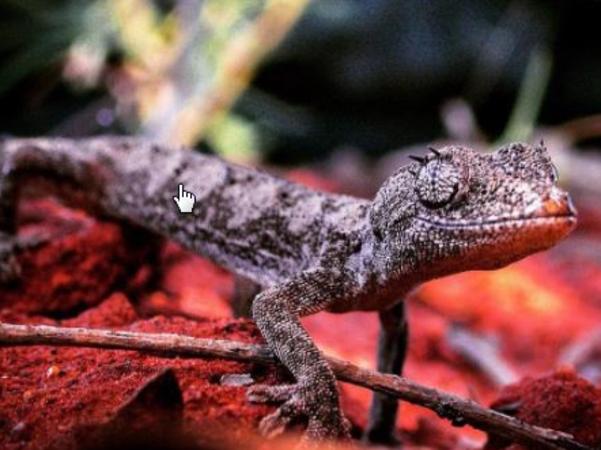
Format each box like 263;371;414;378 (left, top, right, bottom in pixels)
0;0;307;162
0;0;600;163
0;0;103;95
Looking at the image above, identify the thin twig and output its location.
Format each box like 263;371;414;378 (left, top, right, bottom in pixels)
447;323;519;387
0;322;590;450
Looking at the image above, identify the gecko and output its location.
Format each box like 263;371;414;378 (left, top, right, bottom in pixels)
0;138;577;445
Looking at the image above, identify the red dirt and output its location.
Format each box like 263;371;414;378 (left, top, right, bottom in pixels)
0;294;281;450
1;174;601;450
487;369;601;449
0;199;153;315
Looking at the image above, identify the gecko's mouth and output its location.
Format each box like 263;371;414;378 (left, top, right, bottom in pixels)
417;213;577;230
415;212;577;272
417;192;578;231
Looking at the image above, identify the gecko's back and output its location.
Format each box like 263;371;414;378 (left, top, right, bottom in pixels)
3;138;369;287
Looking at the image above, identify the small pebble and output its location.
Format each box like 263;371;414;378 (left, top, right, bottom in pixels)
220;373;254;387
11;421;26;435
46;365;61;378
10;421;31;442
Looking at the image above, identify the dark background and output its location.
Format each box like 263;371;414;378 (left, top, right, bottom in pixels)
0;0;600;163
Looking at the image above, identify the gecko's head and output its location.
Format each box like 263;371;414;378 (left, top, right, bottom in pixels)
369;142;577;276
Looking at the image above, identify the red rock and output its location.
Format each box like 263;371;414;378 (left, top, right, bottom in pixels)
0;199;153;315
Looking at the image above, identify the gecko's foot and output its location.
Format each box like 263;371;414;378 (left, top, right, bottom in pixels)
0;233;53;284
247;383;351;442
0;237;20;284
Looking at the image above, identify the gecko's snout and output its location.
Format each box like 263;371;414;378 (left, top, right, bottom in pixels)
525;187;578;242
534;187;577;220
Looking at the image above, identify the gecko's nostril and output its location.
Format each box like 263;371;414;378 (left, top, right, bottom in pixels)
566;194;577;216
539;190;577;218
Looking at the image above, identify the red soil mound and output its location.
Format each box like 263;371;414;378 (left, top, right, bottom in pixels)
487;369;601;449
0;199;153;315
0;293;284;450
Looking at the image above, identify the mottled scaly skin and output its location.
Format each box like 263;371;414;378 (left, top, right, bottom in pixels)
0;137;577;445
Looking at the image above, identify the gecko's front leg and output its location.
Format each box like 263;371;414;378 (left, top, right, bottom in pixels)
247;268;352;443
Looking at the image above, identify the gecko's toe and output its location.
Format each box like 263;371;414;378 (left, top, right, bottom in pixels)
248;382;351;443
258;397;303;438
305;411;352;442
247;383;296;403
248;383;304;439
0;239;20;284
0;233;54;284
0;255;20;283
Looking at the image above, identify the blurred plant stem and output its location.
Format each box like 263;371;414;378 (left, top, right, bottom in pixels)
20;0;311;161
129;0;311;162
499;45;552;144
109;0;177;69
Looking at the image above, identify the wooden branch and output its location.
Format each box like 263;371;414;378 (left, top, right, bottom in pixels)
0;322;590;450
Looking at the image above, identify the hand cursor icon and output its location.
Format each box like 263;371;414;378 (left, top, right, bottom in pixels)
173;184;196;213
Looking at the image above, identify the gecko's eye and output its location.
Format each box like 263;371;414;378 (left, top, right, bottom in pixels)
414;158;462;209
550;163;559;183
